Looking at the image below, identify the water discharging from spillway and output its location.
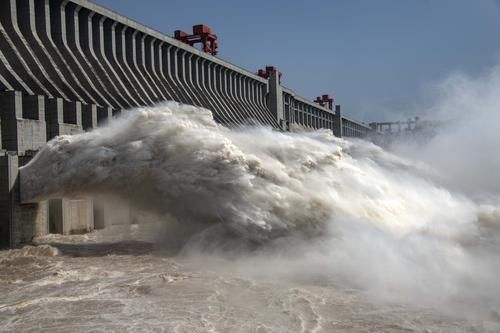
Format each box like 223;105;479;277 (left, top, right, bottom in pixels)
18;99;500;321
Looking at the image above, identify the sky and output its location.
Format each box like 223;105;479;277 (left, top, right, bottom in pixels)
93;0;500;122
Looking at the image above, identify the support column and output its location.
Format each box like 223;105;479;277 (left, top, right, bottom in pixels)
268;70;284;130
1;153;48;248
334;104;343;138
48;197;93;235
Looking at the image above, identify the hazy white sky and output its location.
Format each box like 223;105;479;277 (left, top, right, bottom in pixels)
94;0;500;122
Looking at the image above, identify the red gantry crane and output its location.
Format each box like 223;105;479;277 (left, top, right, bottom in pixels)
174;24;218;56
314;94;334;110
257;66;283;83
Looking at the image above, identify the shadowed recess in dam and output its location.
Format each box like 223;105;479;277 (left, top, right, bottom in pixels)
20;102;500;317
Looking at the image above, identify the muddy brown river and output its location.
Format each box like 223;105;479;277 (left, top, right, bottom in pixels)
0;225;497;333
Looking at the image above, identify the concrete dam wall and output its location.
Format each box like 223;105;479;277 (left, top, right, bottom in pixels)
0;0;372;248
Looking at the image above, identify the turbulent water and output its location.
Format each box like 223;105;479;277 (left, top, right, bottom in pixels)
4;68;500;331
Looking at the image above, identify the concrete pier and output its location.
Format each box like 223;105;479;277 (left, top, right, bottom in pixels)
48;198;93;235
0;153;48;248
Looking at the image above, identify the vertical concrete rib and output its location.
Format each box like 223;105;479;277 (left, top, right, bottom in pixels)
295;102;299;126
206;61;241;125
230;73;253;125
227;71;249;125
240;76;267;125
97;17;138;108
200;58;227;115
210;63;239;124
201;61;232;124
240;76;265;125
32;0;97;105
187;55;210;110
124;28;155;104
250;79;273;126
172;48;195;104
139;34;166;102
129;30;159;103
157;41;181;101
0;1;50;96
303;104;309;127
219;67;242;125
0;71;14;91
166;46;190;104
301;105;306;126
105;21;145;106
254;80;277;127
250;79;278;127
144;37;171;101
1;0;64;98
17;0;82;102
235;74;262;123
53;1;109;106
297;103;302;125
159;43;182;101
89;13;131;108
0;49;32;93
118;25;152;104
288;95;295;124
212;64;236;123
301;105;305;126
78;8;123;108
249;81;255;107
257;83;268;112
303;105;308;127
283;94;290;127
178;50;201;106
302;106;306;127
192;57;222;123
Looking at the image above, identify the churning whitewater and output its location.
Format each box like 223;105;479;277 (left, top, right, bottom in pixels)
17;102;500;327
21;102;492;239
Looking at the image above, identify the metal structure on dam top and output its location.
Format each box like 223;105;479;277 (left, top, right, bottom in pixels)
0;0;372;248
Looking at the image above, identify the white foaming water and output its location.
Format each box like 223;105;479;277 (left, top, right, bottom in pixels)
19;100;500;320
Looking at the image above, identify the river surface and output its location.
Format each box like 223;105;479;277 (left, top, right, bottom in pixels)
0;224;497;333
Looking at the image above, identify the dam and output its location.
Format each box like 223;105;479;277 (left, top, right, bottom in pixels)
0;0;372;248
